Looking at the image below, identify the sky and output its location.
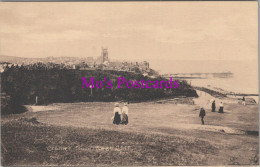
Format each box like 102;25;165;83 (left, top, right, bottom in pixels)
0;2;258;73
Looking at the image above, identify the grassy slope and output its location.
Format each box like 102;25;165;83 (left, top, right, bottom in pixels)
2;120;218;166
1;101;259;166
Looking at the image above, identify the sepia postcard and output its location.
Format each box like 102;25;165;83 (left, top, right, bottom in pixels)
0;1;258;166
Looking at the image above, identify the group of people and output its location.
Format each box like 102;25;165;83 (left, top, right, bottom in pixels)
113;96;247;126
199;100;225;125
211;100;224;113
112;102;129;125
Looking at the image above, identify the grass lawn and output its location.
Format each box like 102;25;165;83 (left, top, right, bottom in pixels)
1;99;259;166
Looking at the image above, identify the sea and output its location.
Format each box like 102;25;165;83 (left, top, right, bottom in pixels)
150;59;259;102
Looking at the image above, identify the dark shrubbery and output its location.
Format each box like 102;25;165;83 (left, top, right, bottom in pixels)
1;93;27;115
1;66;197;115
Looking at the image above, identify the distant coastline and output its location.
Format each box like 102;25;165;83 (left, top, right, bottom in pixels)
194;86;258;98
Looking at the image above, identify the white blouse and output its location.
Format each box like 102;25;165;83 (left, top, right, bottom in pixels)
122;106;128;115
113;107;121;114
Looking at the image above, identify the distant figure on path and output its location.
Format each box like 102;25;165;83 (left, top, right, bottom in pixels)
218;102;224;113
35;96;38;105
113;103;121;125
121;103;129;125
211;100;216;112
242;96;246;105
199;107;206;125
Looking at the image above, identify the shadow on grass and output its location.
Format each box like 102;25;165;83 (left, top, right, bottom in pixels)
1;105;28;115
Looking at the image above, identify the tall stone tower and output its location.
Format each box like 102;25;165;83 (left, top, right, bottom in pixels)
101;48;108;63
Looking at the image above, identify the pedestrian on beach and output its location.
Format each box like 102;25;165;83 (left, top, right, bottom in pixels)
113;103;121;125
242;96;246;105
218;102;224;113
211;100;216;112
199;107;206;125
120;102;129;125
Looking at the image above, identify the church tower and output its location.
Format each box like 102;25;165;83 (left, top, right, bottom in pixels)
101;47;108;63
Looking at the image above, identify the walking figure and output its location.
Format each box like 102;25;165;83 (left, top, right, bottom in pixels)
242;96;246;105
199;107;206;125
120;103;129;125
35;96;38;105
211;100;216;112
218;102;224;113
113;103;121;125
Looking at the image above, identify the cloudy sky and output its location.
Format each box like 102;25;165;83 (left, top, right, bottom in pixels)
0;2;258;70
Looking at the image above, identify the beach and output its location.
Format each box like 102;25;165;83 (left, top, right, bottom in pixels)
1;89;258;166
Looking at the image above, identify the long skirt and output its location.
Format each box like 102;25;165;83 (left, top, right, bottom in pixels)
212;104;215;112
113;112;121;125
218;107;224;113
121;113;128;125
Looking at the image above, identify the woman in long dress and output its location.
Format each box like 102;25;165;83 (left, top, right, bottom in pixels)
211;100;216;112
218;102;224;113
113;103;121;125
242;96;246;105
121;103;129;125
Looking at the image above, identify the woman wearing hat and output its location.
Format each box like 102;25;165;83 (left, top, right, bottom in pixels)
121;103;129;125
113;103;121;125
